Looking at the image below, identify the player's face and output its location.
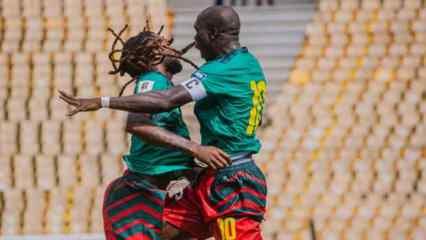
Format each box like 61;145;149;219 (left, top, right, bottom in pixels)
194;20;216;61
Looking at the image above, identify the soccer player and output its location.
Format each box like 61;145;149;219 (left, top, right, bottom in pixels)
93;26;230;240
59;6;267;240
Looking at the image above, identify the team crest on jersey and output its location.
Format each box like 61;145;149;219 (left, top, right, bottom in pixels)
192;71;207;80
137;80;154;93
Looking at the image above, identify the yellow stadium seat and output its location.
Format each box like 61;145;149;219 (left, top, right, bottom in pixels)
79;154;101;187
41;121;61;155
57;155;78;187
20;121;40;155
413;228;426;240
398;8;418;20
49;97;69;120
100;154;123;184
361;0;380;10
372;33;391;45
43;0;62;17
0;0;174;235
35;155;56;189
2;189;23;234
7;98;26;121
14;155;35;189
45;188;68;233
290;70;311;85
28;98;49;120
69;187;92;233
83;0;104;16
340;0;359;10
23;189;46;234
64;0;83;16
89;186;105;233
63;120;83;155
0;122;18;155
383;0;403;10
319;0;338;12
391;20;411;33
420;8;426;19
405;0;423;9
0;154;12;189
335;10;355;23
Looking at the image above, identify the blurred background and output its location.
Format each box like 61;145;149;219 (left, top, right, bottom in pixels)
0;0;425;239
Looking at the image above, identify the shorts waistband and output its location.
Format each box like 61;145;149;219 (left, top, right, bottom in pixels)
230;152;253;166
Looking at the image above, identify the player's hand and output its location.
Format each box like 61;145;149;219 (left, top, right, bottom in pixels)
58;91;102;116
193;145;231;170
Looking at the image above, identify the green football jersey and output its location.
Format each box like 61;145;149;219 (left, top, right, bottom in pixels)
182;47;267;155
123;71;193;175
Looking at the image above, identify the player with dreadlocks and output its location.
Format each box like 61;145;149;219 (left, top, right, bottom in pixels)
97;21;231;240
60;6;268;239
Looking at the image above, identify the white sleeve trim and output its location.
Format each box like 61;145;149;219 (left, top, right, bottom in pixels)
180;77;207;101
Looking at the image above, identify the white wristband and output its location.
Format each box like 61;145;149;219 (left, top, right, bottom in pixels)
101;96;110;108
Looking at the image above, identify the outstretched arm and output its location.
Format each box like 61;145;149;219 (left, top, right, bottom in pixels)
125;113;230;169
59;85;192;116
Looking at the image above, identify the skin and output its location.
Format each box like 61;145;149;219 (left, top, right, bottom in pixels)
124;61;231;170
59;7;242;239
59;7;241;168
59;6;241;115
126;111;230;170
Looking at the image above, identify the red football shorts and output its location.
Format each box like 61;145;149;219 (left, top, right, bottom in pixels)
164;159;267;240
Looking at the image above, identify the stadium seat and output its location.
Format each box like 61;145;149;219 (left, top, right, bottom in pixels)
79;154;101;187
69;187;92;233
45;188;69;233
1;0;425;238
2;189;24;234
23;189;46;234
0;154;12;189
0;0;170;236
57;155;78;187
13;155;35;189
262;1;426;238
35;155;56;189
0;122;18;155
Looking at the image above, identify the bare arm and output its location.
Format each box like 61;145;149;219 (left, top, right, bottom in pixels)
59;85;192;116
125;113;231;169
112;86;192;113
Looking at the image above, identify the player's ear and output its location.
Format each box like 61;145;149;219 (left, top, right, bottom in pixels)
207;27;220;41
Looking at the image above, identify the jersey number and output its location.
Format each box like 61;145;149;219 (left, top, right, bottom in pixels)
217;217;236;240
246;80;266;136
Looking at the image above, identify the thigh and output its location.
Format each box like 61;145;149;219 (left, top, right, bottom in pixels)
103;174;165;240
163;184;211;239
211;217;263;240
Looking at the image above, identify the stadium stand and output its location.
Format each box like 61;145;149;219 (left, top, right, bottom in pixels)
258;0;426;239
172;3;315;98
171;2;315;143
0;0;168;237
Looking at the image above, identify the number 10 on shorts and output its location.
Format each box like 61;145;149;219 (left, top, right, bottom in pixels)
217;217;237;240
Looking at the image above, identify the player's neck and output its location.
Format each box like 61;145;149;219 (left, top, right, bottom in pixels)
217;41;241;58
155;65;173;80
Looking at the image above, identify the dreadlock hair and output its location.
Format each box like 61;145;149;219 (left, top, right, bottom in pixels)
107;21;198;96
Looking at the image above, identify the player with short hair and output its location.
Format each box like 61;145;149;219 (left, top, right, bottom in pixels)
93;23;230;240
60;6;267;239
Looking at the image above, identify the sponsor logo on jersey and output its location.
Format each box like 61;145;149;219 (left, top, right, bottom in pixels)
137;80;154;93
